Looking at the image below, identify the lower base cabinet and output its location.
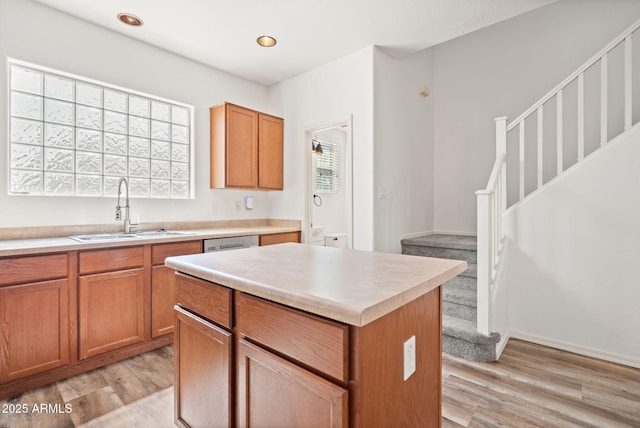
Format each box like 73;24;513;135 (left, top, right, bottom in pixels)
237;339;348;427
78;268;145;360
174;306;232;428
0;279;69;383
174;272;442;427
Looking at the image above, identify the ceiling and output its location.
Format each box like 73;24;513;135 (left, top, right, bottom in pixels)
31;0;556;86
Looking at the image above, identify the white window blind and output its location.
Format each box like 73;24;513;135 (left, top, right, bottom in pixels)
8;59;194;199
315;141;340;193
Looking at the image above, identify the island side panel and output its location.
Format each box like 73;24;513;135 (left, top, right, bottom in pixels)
349;287;442;427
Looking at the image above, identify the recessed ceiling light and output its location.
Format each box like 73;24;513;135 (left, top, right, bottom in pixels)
117;13;143;27
257;35;277;47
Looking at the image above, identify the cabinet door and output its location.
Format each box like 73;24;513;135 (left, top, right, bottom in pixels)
259;232;301;246
78;268;145;359
227;104;258;188
237;339;348;428
175;306;232;428
151;266;176;338
258;114;283;190
0;279;70;383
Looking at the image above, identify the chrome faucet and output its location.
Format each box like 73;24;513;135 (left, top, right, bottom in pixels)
115;177;139;233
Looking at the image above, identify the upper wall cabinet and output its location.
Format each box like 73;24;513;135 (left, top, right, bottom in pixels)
210;103;283;190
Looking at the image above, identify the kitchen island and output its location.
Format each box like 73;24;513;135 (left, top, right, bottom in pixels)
165;243;466;428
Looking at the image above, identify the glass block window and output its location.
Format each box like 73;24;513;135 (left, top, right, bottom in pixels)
315;141;340;193
8;60;194;199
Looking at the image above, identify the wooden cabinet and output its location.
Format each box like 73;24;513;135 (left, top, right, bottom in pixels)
237;339;348;428
174;274;233;428
0;279;70;383
78;247;146;360
151;241;202;338
210;102;283;190
174;273;442;427
236;293;349;427
259;231;301;246
78;268;145;359
0;253;70;384
257;113;284;190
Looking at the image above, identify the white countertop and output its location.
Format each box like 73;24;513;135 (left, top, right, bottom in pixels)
0;223;299;257
165;243;467;327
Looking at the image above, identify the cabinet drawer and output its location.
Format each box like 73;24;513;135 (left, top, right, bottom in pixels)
152;240;202;266
236;293;348;383
79;246;144;275
259;232;300;246
175;273;232;329
0;254;68;286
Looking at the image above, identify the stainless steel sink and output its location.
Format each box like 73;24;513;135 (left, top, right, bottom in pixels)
69;230;196;243
68;233;139;242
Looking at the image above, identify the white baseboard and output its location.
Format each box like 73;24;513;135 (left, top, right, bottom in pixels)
400;231;433;240
508;330;640;369
495;331;511;359
400;230;477;240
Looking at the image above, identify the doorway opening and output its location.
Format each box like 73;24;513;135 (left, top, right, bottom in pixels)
303;116;353;249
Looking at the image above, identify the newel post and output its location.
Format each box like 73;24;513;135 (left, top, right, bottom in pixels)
475;188;491;336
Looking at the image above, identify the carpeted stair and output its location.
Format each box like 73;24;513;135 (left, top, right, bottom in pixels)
401;234;500;362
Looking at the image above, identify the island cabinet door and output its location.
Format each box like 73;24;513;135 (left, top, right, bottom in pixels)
174;306;232;428
237;338;348;428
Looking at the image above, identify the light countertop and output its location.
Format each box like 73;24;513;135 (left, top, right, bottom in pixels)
165;242;467;327
0;220;299;257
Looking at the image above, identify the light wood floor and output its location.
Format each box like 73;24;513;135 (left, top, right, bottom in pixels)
1;339;639;427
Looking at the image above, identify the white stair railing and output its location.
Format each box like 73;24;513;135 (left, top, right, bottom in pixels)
476;18;640;336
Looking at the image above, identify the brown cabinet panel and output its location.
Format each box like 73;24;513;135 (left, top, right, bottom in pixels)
151;241;202;266
0;254;68;286
258;114;284;190
237;338;348;428
210;102;283;190
210;103;258;189
259;232;301;246
174;306;232;428
78;246;144;275
78;268;145;359
236;293;348;383
226;104;258;188
0;279;70;383
175;273;232;329
350;288;442;427
151;265;176;338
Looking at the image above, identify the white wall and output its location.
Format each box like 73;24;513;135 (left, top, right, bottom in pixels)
432;0;640;234
0;0;272;228
373;48;435;253
499;125;640;367
267;47;375;250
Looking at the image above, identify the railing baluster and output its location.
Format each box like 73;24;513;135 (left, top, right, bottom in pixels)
537;106;543;189
601;54;608;146
519;122;525;201
557;90;563;175
625;35;633;131
578;73;585;161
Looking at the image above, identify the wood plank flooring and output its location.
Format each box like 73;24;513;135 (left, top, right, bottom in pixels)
1;339;639;427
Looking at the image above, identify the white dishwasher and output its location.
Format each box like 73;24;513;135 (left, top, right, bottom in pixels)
204;235;259;252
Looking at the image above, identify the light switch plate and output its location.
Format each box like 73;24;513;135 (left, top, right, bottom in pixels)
404;335;416;381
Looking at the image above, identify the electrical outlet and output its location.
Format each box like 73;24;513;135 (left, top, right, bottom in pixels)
404;335;416;381
210;200;218;212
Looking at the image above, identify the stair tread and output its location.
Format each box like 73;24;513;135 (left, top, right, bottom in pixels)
442;315;500;345
443;285;477;307
401;234;477;251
